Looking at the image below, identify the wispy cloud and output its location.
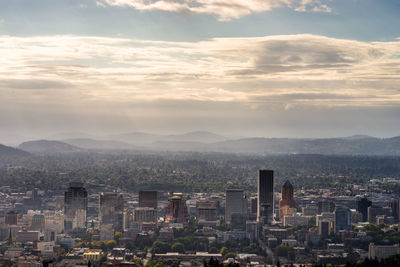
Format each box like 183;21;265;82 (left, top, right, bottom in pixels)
101;0;332;21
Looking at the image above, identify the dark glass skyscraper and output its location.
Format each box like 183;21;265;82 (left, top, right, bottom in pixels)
64;182;87;232
357;197;372;222
257;169;274;224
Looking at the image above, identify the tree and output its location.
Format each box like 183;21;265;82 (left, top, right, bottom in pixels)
151;241;171;254
276;245;292;257
209;247;218;253
115;231;122;243
220;246;228;257
106;240;117;250
171;242;185;253
224;252;236;260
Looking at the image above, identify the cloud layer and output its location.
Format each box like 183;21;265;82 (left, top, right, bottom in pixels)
0;34;400;138
101;0;332;21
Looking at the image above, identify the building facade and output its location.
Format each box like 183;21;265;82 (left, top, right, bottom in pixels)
334;205;352;233
99;192;124;232
279;180;296;221
225;189;247;223
139;190;158;209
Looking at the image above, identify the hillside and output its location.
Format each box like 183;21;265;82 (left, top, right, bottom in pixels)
62;138;138;150
18;140;83;154
0;144;31;157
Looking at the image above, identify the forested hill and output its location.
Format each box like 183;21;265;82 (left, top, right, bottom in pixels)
0;144;30;158
0;152;399;192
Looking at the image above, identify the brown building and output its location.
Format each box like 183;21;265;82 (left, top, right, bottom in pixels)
279;180;296;221
164;193;188;223
5;211;18;225
138;190;157;209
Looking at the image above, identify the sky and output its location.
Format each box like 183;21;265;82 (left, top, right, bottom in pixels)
1;0;400;143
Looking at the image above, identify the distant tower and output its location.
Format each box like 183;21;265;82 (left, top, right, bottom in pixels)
257;170;274;224
334;205;352;233
64;182;88;232
225;189;247;223
99;192;124;232
279;180;296;221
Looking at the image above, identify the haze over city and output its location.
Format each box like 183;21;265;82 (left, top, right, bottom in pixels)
2;2;400;267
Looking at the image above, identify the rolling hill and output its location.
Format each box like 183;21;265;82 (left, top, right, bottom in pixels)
18;140;83;154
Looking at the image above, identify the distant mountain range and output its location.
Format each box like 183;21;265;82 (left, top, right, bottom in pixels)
3;131;400;156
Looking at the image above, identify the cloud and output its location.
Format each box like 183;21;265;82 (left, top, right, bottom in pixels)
0;34;400;137
101;0;332;21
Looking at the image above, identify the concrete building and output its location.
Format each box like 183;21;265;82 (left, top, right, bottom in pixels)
368;243;400;260
258;169;274;224
16;230;40;243
99;192;124;232
283;215;311;226
31;214;45;231
197;200;217;222
225;189;247;223
134;207;157;224
318;200;335;214
334;205;352;233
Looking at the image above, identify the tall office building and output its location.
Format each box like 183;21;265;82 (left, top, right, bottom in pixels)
357;197;372;222
258;169;274;224
164;192;188;223
225;189;247;223
390;199;399;222
139;190;158;208
334;205;352;233
99;192;124;232
5;211;18;225
279;180;296;221
318;200;335;214
64;182;88;232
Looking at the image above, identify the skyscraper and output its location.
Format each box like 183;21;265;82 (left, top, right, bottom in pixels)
334;205;352;233
64;182;88;232
139;190;158;209
357;197;372;222
258;169;274;224
279;180;296;221
164;192;188;223
99;192;124;232
225;189;247;223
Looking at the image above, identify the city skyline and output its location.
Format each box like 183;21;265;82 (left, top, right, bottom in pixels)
1;1;400;140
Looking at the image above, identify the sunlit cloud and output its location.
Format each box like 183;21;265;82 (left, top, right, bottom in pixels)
101;0;332;21
0;34;399;107
0;34;400;137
